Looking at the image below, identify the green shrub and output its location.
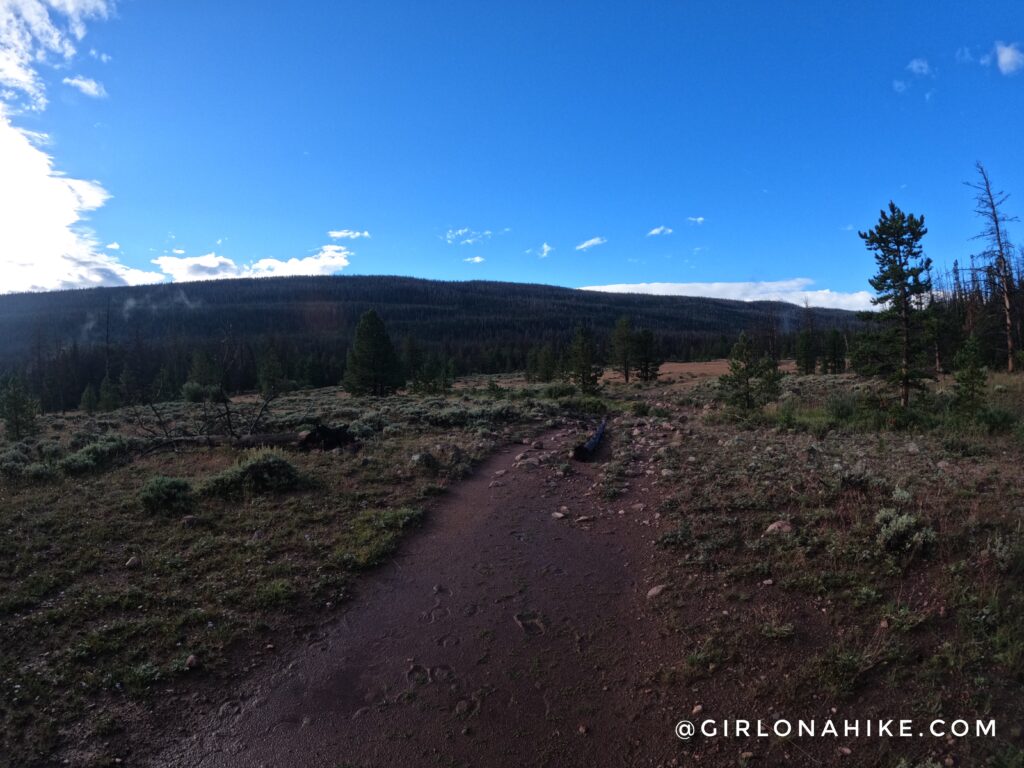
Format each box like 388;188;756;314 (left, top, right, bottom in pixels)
559;396;608;415
23;462;57;483
978;406;1016;435
201;450;300;498
58;435;135;475
631;401;651;417
543;383;577;399
139;476;195;516
875;508;936;555
0;446;30;479
825;393;857;423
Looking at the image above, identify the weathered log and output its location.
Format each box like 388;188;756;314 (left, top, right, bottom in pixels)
571;417;607;461
233;433;297;449
297;424;355;451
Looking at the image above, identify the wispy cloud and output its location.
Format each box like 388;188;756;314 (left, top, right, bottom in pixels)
463;256;484;264
686;216;705;225
526;242;553;258
956;46;974;64
88;48;111;63
328;229;370;240
647;225;673;236
906;58;931;76
575;236;607;252
105;241;120;250
152;245;353;282
994;42;1024;75
0;0;112;111
443;227;492;245
892;79;907;93
62;75;106;98
579;278;875;311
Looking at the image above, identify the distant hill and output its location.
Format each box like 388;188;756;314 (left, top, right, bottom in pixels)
0;275;861;410
0;275;857;364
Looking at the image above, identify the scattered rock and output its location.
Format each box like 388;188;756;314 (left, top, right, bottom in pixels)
493;469;507;478
764;520;793;535
124;556;140;569
761;578;773;586
906;442;920;455
532;441;544;450
691;704;703;716
575;515;594;523
185;654;199;669
551;512;565;519
646;584;667;599
838;746;852;756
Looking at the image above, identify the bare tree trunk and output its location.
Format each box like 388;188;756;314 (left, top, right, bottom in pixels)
972;164;1017;372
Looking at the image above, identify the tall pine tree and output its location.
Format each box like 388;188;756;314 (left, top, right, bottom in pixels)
860;202;932;408
343;310;405;396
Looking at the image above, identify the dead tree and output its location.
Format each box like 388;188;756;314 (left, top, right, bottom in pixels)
967;163;1018;372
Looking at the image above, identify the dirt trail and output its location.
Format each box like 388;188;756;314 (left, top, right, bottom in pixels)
154;429;685;767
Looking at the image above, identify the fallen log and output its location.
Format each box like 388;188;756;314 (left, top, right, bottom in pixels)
571;417;607;461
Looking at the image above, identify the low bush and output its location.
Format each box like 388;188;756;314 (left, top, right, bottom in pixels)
875;508;936;556
58;435;135;476
139;476;196;516
201;450;300;498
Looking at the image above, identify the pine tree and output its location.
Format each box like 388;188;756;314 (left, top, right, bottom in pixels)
953;336;987;416
824;329;846;374
79;383;98;414
343;310;405;396
718;332;780;412
611;316;635;383
633;329;662;382
257;345;285;397
860;201;932;408
0;377;39;441
98;370;121;411
568;326;602;395
796;329;816;375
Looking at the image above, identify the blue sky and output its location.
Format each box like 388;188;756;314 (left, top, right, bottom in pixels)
1;1;1022;308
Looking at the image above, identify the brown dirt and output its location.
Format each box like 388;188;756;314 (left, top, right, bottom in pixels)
151;429;685;767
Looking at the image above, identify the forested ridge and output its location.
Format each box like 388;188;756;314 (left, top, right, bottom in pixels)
0;275;857;412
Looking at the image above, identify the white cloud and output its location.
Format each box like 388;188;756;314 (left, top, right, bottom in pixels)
0;106;165;292
686;216;705;225
171;248;184;254
527;242;553;258
0;0;111;110
579;278;875;311
575;236;606;251
892;80;907;93
105;240;119;249
151;244;353;283
463;256;484;264
88;48;110;63
906;58;931;76
328;229;370;240
62;75;106;97
994;42;1024;75
647;225;673;236
443;227;491;245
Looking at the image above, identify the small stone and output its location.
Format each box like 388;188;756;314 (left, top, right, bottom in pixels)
493;469;507;477
124;556;140;569
185;654;199;669
740;753;754;761
575;515;594;523
838;746;852;756
489;480;505;488
879;619;889;629
761;579;773;586
551;512;565;519
646;584;667;599
532;441;544;450
577;723;588;735
764;520;793;535
906;442;920;455
691;704;703;716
